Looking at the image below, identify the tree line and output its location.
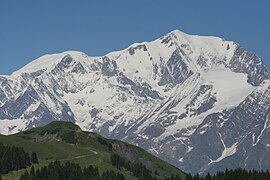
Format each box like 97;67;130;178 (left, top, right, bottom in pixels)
97;137;112;151
111;153;160;180
2;143;269;180
20;160;125;180
0;143;38;175
18;162;270;180
167;168;270;180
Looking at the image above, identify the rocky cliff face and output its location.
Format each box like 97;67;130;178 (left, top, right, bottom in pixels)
0;29;270;174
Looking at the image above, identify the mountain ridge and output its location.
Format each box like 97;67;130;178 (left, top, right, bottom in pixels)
0;29;270;175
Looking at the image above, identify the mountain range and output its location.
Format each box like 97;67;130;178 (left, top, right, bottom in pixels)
0;29;270;174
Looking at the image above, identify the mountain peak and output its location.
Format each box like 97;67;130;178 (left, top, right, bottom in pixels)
166;29;235;52
167;29;225;40
11;50;87;76
167;29;189;36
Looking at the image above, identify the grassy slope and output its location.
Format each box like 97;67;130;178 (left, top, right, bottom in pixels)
0;121;185;180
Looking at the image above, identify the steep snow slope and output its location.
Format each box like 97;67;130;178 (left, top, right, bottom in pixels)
11;51;89;76
0;29;270;174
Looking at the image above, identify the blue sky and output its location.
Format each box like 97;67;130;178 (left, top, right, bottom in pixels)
1;0;270;75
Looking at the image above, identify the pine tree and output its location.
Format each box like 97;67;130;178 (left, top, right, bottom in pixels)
20;170;29;180
30;152;38;164
30;166;35;177
0;161;2;174
185;173;192;180
193;174;200;180
205;172;212;180
116;172;125;180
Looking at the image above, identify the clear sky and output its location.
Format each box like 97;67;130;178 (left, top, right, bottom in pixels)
1;0;270;75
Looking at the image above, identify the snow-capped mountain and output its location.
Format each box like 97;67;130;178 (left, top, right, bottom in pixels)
0;29;270;174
